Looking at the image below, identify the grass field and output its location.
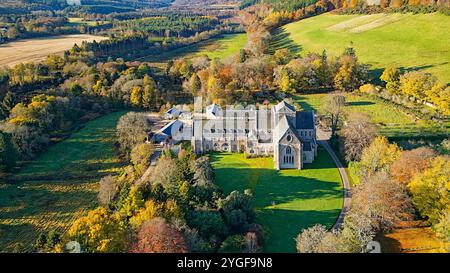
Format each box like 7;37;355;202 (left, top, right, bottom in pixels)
0;34;108;67
140;33;247;63
273;12;450;83
68;17;109;26
294;93;450;138
211;148;343;253
0;111;127;251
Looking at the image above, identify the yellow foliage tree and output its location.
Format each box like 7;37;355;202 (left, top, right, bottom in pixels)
68;207;126;253
360;136;401;174
408;156;450;224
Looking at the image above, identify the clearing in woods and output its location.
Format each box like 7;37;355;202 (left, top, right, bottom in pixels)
0;34;108;67
139;33;248;63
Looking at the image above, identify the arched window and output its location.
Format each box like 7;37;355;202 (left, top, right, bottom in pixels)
286;146;292;155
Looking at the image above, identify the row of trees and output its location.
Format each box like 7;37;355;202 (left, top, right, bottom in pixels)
337;0;450;15
169;46;367;107
111;15;220;38
0;15;79;43
379;67;450;115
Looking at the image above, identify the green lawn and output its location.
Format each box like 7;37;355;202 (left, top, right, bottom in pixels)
273;12;450;83
140;33;247;63
211;148;343;253
294;93;450;138
0;111;127;251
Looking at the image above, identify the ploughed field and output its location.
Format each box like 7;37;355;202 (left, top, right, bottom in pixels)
0;34;108;67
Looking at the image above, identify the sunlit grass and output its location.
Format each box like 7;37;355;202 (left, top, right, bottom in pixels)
211;148;343;253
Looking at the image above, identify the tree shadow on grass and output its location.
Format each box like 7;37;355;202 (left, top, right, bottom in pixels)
269;28;302;55
257;208;341;253
347;101;375;106
0;223;39;251
211;151;344;253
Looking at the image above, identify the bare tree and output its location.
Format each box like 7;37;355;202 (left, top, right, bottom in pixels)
342;112;378;161
98;175;116;207
323;93;346;137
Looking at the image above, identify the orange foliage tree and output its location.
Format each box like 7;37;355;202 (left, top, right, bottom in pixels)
390;147;437;185
129;217;188;253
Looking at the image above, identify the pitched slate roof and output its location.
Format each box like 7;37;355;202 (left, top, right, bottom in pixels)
296;111;315;130
303;141;312;151
274;100;296;112
275;115;301;142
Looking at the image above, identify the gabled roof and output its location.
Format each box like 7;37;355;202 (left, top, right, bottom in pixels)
275;115;301;142
296;111;315;130
166;107;180;115
274;100;296;112
206;103;222;116
158;120;182;136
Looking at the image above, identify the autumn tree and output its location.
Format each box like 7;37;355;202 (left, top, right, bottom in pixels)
360;136;401;175
323;93;346;137
130;217;188;253
142;75;159;110
390;147;437;185
380;66;401;94
435;209;450;251
296;225;328;253
351;172;413;232
98;175;116;208
342;112;378;161
334;54;367;92
399;71;437;100
273;48;295;65
425;83;450;115
116;112;150;156
130;143;154;176
408;156;450;224
130;86;143;107
189;73;202;96
68;207;126;253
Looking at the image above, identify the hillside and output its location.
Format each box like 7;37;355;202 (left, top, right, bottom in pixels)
0;0;175;14
272;12;450;83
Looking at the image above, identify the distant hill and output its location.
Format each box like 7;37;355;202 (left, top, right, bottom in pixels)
0;0;175;14
240;0;450;11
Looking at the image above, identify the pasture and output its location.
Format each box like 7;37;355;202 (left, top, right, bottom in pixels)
0;111;127;251
293;93;450;139
211;149;343;253
139;33;247;63
273;12;450;83
0;34;108;67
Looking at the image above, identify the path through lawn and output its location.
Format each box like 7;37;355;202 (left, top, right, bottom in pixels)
0;111;127;251
211;148;343;252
